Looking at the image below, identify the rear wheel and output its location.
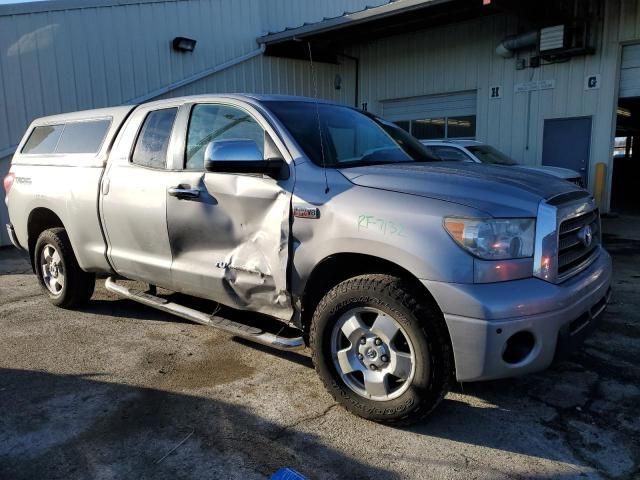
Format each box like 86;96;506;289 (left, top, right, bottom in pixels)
34;228;95;308
310;274;452;425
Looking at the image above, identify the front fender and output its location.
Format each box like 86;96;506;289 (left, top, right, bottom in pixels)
291;184;485;296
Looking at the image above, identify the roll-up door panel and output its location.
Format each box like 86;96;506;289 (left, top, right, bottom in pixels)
382;91;477;121
620;44;640;99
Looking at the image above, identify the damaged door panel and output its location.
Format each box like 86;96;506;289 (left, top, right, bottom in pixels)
166;102;293;320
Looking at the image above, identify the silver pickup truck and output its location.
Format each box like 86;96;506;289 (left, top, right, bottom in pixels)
3;94;612;424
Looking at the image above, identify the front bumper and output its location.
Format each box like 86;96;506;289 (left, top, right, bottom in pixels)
5;224;24;250
422;248;612;382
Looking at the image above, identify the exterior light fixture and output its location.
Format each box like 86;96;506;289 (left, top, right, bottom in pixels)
172;37;197;52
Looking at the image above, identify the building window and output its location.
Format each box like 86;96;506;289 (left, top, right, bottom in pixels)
394;115;476;140
412;118;446;140
446;116;476;139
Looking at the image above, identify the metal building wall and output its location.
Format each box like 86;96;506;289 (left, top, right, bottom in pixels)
0;0;386;157
352;0;640;212
0;155;9;245
0;0;248;157
155;54;357;105
0;0;384;245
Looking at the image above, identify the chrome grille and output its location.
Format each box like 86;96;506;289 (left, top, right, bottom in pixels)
557;209;600;280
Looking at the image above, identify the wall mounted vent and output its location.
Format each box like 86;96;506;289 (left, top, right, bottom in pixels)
538;20;594;59
539;25;565;52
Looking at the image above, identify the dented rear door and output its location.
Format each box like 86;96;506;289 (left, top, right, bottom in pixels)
165;101;293;320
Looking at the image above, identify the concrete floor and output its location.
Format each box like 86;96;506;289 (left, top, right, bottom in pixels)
0;218;638;479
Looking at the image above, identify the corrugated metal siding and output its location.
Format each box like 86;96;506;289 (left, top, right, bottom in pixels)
156;54;357;105
0;156;10;246
0;0;381;154
381;91;476;121
0;0;380;245
0;0;259;152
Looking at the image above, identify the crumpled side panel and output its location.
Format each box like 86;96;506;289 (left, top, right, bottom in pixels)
167;171;293;322
221;190;292;318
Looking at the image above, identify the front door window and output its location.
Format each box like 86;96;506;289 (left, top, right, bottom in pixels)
185;104;265;169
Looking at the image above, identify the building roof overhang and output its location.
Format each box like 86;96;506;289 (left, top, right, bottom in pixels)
258;0;500;63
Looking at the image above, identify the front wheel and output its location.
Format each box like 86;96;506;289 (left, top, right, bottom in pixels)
34;228;96;308
310;274;452;425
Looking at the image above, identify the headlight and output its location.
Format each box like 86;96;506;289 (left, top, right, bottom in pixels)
444;217;535;260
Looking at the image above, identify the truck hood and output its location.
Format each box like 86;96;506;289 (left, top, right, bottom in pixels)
513;164;580;179
340;161;581;217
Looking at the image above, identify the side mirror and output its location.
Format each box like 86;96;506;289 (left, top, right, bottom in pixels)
204;139;288;179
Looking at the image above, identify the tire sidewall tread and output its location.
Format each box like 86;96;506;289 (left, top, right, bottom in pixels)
34;228;95;308
310;274;452;426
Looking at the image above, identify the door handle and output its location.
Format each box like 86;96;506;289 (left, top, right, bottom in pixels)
168;186;200;199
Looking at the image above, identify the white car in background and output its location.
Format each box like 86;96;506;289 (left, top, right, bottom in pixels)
421;139;585;188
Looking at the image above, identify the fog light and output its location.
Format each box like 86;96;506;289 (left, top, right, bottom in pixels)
502;331;535;364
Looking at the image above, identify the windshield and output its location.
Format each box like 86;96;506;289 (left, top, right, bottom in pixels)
264;101;439;167
467;145;518;166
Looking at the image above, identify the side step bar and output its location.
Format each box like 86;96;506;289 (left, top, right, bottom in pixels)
104;277;305;351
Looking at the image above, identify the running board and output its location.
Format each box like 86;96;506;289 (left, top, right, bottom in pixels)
104;277;305;351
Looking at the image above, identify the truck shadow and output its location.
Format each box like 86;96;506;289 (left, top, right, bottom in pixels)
0;367;604;480
72;286;637;477
0;367;396;480
0;247;31;275
82;293;303;336
79;296;316;367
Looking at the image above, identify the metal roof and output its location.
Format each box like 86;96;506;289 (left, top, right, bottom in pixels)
258;0;444;45
258;0;496;61
0;0;190;17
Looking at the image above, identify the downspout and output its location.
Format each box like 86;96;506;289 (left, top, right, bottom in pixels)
337;52;360;109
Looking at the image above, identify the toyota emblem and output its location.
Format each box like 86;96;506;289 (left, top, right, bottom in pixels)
578;224;593;248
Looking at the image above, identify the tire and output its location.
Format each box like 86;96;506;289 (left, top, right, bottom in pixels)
310;274;452;425
34;228;96;308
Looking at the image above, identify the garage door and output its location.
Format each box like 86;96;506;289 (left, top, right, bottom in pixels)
381;90;477;140
620;44;640;98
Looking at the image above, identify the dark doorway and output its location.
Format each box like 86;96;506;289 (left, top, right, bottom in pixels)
542;117;592;186
611;98;640;214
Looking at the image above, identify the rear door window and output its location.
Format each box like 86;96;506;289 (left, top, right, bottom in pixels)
131;108;178;169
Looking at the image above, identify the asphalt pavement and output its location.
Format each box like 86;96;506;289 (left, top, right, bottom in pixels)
0;218;638;479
